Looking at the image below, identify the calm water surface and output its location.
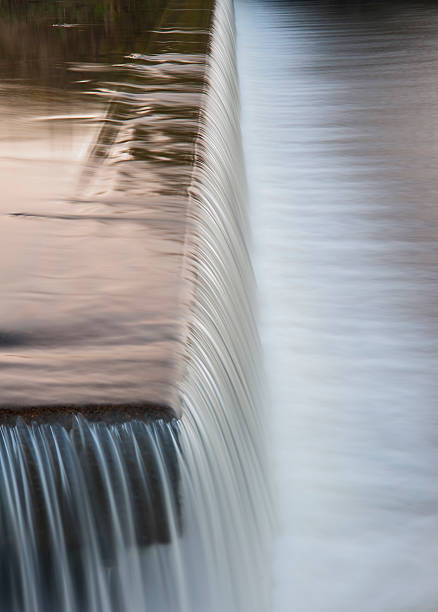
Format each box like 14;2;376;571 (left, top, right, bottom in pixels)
0;0;211;412
237;1;438;610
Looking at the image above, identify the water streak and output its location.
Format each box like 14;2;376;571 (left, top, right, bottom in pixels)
179;1;272;609
0;417;181;612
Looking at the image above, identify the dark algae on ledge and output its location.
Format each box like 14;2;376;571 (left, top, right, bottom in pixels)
0;2;213;611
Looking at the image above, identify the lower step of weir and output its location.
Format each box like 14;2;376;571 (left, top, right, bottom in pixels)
0;0;214;424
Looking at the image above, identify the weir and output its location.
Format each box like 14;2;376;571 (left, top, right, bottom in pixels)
0;1;271;611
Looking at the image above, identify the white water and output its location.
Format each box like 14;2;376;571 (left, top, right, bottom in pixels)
179;0;271;608
236;1;438;611
0;417;184;612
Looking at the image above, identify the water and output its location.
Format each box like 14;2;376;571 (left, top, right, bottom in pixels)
180;1;272;608
0;0;211;411
236;1;438;610
0;417;182;612
12;0;438;609
0;1;271;610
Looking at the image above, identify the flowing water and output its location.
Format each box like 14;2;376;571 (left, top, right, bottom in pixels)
0;0;271;611
236;1;438;610
5;0;437;610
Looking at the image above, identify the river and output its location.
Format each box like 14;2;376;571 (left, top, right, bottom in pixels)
237;1;438;610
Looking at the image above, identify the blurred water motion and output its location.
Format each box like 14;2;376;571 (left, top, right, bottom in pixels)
0;0;211;413
0;417;182;612
237;1;438;610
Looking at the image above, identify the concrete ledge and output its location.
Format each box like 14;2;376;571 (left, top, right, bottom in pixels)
0;402;175;426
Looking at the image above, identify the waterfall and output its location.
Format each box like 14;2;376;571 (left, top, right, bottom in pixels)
0;418;182;612
179;0;272;608
0;1;271;610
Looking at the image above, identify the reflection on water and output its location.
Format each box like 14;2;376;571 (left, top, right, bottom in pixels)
0;0;211;413
237;1;438;611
